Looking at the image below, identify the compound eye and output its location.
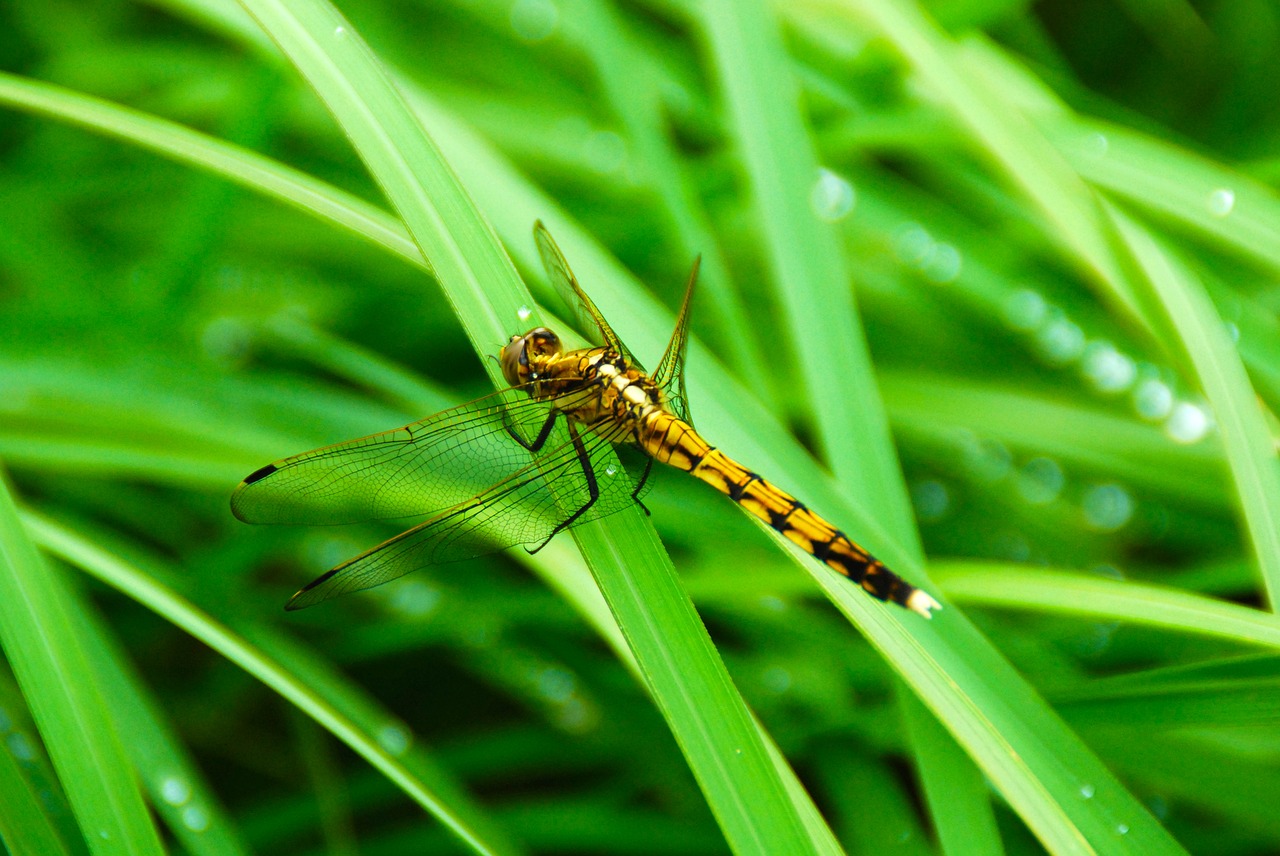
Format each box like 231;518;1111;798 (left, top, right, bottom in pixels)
531;329;561;355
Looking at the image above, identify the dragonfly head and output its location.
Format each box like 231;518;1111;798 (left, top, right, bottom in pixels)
501;327;562;388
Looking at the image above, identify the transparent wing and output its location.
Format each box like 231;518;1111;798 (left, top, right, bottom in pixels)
533;220;643;370
284;419;640;610
651;255;700;425
231;385;568;526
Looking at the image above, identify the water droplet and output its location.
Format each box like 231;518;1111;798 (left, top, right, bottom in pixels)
1082;342;1136;393
1082;132;1109;157
377;724;412;756
160;776;191;806
923;243;962;284
554;696;594;733
1080;783;1095;799
0;707;11;732
537;667;576;703
1017;457;1065;505
762;667;792;693
1207;188;1235;218
182;806;209;832
994;531;1031;562
1083;484;1133;532
1004;289;1047;331
584;130;625;175
758;595;786;612
6;733;34;761
1091;563;1125;581
605;465;617;477
1166;402;1211;444
517;305;532;321
1147;795;1169;819
1116;823;1129;836
1133;378;1174;420
98;830;110;840
201;317;250;365
911;480;950;522
1077;620;1120;656
389;581;440;616
961;436;1012;482
893;223;934;267
1034;314;1085;365
810;168;856;222
334;25;347;38
510;0;558;42
1224;320;1240;343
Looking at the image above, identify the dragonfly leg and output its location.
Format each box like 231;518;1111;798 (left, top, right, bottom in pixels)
526;421;599;555
506;406;559;452
630;455;654;517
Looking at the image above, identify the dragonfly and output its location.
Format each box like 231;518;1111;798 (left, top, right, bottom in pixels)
232;222;940;618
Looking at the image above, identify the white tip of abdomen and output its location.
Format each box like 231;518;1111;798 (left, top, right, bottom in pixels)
906;590;942;619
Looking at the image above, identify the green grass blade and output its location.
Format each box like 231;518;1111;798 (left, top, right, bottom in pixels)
936;562;1280;649
0;72;423;272
845;0;1147;329
23;509;516;856
698;0;915;539
1050;117;1280;277
900;687;1003;855
65;580;251;856
1107;206;1280;605
0;721;73;856
0;481;165;856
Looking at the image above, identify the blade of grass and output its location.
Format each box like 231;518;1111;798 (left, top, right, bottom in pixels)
22;509;517;856
64;574;252;856
698;0;916;541
227;1;837;851
0;722;73;856
0;72;424;273
698;3;1186;852
557;0;775;401
1107;205;1280;606
899;686;1003;855
838;0;1150;332
935;562;1280;649
0;479;165;856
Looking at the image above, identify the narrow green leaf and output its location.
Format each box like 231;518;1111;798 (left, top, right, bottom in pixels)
1107;206;1280;605
0;722;72;856
936;562;1280;649
23;509;515;856
698;0;915;539
0;481;165;856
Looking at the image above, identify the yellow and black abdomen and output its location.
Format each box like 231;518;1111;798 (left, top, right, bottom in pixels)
640;412;935;617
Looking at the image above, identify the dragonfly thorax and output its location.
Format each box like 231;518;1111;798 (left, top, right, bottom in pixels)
501;327;563;387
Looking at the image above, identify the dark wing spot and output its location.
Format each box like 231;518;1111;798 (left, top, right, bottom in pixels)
243;463;278;485
285;567;339;611
811;537;835;561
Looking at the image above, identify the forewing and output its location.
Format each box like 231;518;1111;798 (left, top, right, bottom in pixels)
533;221;642;370
231;386;561;525
284;420;640;609
651;255;701;425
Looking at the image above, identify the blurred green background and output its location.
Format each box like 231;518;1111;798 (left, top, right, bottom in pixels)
4;0;1280;854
